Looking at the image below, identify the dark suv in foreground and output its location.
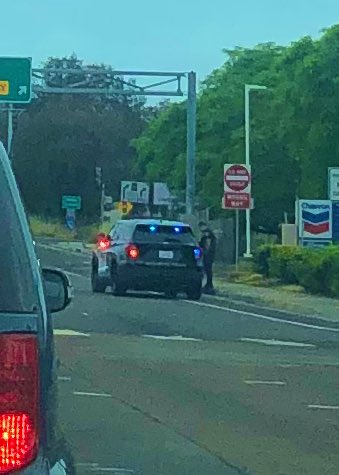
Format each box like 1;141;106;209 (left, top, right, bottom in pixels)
91;219;203;299
0;142;73;474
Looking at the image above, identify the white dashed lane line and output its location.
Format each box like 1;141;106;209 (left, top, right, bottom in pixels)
76;463;134;473
245;380;286;386
308;405;339;410
73;391;112;398
143;334;202;342
54;329;90;337
240;338;316;348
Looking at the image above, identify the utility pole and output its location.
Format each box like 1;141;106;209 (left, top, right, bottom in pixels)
186;71;197;216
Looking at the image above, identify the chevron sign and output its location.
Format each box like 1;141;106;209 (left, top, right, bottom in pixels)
299;200;332;242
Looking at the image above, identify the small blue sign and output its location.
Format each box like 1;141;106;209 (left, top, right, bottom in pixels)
65;209;76;231
301;238;332;248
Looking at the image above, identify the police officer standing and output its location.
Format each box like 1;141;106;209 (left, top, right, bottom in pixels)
198;221;216;295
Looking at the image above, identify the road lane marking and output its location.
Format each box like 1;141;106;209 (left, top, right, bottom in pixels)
73;391;112;398
308;404;339;410
54;329;90;337
245;380;286;386
240;338;316;348
91;469;134;473
76;463;134;473
58;376;71;382
186;300;339;332
143;334;202;342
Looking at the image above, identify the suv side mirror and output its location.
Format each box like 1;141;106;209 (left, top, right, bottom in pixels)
42;268;73;313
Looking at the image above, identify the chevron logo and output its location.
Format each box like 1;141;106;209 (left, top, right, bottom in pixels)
303;221;330;235
302;208;330;236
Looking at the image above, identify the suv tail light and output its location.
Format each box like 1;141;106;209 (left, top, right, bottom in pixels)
194;247;203;260
0;334;39;473
97;236;111;251
125;244;139;260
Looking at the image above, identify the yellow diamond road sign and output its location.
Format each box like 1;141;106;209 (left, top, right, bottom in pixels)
0;81;9;96
116;201;133;214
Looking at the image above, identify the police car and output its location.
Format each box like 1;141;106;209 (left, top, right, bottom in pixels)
91;219;203;299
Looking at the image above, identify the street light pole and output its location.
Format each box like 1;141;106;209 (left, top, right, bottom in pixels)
244;84;267;258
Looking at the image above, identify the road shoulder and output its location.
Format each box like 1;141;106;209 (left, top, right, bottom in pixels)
210;279;339;328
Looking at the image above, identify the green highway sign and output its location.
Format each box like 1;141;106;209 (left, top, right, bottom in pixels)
62;195;82;210
0;57;32;103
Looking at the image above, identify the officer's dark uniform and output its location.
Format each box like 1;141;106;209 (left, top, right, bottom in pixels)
199;228;216;292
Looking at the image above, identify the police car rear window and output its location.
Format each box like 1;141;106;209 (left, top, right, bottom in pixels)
133;224;196;244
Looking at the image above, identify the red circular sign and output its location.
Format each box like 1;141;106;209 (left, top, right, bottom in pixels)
224;165;250;191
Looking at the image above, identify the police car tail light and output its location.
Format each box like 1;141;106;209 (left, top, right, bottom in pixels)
125;244;140;260
97;237;111;251
194;247;203;260
0;334;39;473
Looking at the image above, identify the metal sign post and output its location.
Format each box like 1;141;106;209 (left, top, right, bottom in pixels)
223;163;252;269
235;209;240;272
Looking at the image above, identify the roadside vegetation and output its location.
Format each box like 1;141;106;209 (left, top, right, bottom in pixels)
255;245;339;298
29;216;111;243
133;25;339;233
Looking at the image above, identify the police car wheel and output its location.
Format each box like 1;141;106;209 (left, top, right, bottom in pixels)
91;267;106;293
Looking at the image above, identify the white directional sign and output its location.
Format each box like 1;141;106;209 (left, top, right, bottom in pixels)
328;168;339;201
153;182;172;205
120;181;150;204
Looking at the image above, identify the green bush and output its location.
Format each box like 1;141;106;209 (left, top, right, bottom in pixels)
255;244;339;298
254;245;272;277
294;249;327;295
268;246;304;284
320;247;339;297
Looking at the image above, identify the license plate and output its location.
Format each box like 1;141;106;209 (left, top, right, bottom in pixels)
159;250;174;259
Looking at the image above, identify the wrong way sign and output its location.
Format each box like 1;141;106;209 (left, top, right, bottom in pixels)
224;164;251;193
223;164;251;210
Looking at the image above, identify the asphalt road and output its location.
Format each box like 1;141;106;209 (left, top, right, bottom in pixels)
38;244;339;475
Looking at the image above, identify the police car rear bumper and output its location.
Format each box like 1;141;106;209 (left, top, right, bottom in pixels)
117;262;203;292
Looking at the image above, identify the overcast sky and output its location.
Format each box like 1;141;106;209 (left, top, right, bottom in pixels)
3;0;339;82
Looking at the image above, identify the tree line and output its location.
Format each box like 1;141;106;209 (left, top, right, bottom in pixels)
2;25;339;231
133;25;339;233
0;55;150;221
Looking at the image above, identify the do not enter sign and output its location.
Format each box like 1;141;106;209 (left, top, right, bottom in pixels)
224;164;251;192
223;163;251;210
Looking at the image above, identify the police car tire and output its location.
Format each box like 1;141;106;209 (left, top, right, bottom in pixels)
91;268;106;293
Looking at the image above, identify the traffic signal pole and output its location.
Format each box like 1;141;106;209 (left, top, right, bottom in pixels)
186;71;197;216
31;67;197;216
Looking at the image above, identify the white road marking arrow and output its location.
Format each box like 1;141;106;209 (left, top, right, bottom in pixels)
18;86;27;95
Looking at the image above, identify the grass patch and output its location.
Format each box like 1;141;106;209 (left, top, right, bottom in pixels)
29;216;75;240
29;216;113;243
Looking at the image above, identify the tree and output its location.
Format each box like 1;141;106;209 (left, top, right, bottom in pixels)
133;27;339;233
10;55;148;221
